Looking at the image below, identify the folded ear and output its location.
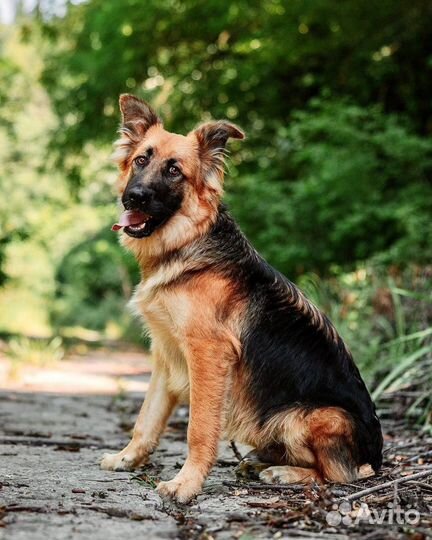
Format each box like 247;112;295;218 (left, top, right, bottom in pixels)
112;94;161;168
193;121;245;190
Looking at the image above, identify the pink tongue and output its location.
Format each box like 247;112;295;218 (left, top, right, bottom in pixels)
112;210;148;231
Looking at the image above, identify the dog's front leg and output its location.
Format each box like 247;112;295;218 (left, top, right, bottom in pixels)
101;356;176;471
157;338;231;503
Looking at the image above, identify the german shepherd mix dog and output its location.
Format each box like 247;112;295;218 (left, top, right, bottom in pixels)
101;94;383;503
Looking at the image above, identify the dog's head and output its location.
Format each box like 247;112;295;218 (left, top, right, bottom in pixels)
112;94;244;255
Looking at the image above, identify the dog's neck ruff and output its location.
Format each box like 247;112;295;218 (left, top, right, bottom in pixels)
128;228;217;313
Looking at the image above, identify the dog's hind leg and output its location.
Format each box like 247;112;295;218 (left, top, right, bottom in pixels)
307;407;358;483
258;407;358;485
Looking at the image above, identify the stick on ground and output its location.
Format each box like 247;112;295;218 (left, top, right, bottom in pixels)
341;468;432;502
229;440;243;462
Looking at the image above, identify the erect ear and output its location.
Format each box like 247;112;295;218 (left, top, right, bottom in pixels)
119;94;160;128
112;94;161;168
193;121;245;190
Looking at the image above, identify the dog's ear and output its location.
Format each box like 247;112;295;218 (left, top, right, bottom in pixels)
112;94;161;168
119;94;160;129
194;121;245;190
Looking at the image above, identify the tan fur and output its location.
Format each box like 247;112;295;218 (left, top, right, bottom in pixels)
257;406;358;484
102;99;359;501
306;407;357;482
227;405;354;475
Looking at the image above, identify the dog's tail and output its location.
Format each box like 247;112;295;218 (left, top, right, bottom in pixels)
353;411;383;472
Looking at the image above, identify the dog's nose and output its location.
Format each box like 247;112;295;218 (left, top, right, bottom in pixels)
122;186;153;209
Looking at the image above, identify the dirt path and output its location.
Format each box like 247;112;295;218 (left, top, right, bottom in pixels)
0;351;431;539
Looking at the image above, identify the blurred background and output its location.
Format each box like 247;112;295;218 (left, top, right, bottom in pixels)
0;0;431;426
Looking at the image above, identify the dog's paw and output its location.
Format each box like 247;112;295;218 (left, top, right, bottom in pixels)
259;465;319;484
156;475;202;504
259;466;286;483
100;451;137;472
358;464;375;479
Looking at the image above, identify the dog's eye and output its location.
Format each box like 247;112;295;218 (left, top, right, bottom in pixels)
134;155;149;167
168;165;181;177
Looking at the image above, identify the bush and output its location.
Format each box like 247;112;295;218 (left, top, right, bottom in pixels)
51;226;140;333
228;100;432;277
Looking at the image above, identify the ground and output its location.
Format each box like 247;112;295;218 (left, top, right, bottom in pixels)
0;348;431;539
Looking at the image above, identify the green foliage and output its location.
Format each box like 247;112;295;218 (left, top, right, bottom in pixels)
35;0;432;275
52;227;139;332
41;0;432;152
236;99;432;275
0;1;431;429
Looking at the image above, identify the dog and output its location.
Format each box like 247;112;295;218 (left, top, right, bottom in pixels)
101;94;383;503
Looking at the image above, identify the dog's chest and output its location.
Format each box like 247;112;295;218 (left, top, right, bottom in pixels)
131;277;177;331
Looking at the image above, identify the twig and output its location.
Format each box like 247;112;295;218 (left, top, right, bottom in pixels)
341;468;432;502
407;480;432;491
80;477;131;482
82;505;151;520
5;505;51;513
223;480;305;493
0;436;120;450
384;441;422;453
229;440;243;462
406;449;432;462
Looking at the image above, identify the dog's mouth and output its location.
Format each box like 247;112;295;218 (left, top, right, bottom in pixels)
112;210;160;238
